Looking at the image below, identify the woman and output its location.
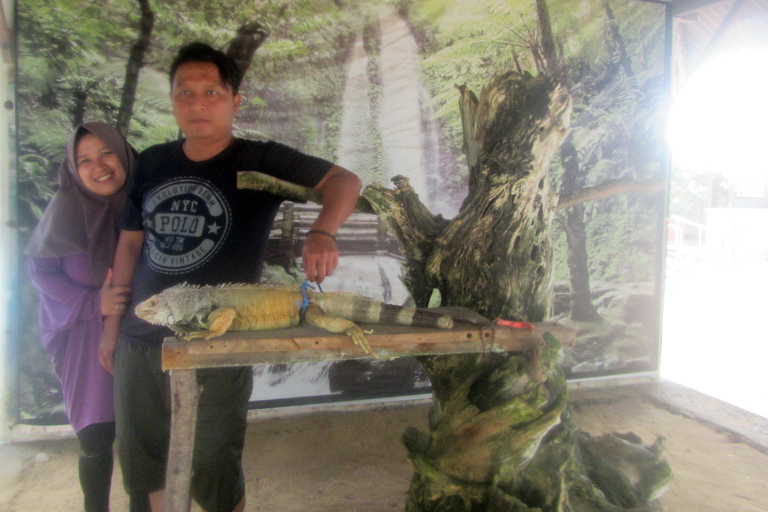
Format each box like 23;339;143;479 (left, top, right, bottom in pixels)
25;123;136;512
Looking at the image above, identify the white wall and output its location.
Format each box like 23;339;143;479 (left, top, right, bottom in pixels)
0;0;16;443
705;208;768;261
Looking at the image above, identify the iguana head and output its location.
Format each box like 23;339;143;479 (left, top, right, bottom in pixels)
135;292;176;326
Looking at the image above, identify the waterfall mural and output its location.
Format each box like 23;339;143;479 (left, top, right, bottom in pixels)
14;0;667;421
337;30;376;185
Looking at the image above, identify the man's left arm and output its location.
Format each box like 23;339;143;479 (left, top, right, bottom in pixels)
302;165;362;283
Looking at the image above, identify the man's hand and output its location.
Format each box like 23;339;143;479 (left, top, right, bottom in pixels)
100;268;131;316
302;231;339;283
301;165;361;283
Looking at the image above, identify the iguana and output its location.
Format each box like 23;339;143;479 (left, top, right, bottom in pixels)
134;282;454;358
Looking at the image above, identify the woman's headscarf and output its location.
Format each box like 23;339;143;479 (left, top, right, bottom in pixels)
25;123;138;287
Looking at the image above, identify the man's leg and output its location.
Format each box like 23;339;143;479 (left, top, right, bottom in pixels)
129;491;152;512
149;490;164;512
190;366;253;512
114;336;171;511
231;496;246;512
198;496;245;512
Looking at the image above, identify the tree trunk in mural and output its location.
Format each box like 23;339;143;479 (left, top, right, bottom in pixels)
536;0;560;76
560;133;603;322
116;0;154;137
225;21;270;83
364;72;670;511
70;86;88;127
603;0;634;79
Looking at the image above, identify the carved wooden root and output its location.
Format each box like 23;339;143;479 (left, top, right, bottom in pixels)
403;336;566;510
363;71;671;511
403;340;671;511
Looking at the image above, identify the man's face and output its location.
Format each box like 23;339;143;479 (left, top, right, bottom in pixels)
171;61;241;143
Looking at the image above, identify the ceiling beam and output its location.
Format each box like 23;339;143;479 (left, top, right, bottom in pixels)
672;0;733;17
701;0;746;54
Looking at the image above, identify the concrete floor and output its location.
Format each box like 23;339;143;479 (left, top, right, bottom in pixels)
2;379;768;511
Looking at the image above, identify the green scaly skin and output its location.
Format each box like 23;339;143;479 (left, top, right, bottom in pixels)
134;283;455;357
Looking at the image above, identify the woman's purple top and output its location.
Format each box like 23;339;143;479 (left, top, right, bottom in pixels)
27;253;115;432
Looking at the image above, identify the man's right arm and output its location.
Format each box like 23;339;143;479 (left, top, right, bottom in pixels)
99;229;144;373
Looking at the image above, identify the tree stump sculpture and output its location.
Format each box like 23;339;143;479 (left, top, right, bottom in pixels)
363;71;671;511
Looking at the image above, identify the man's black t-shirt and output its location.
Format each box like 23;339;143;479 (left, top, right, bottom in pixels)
118;138;333;344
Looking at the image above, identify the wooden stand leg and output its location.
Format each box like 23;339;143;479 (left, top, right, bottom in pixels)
165;369;201;512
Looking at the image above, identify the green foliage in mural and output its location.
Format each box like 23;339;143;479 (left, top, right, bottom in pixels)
403;0;666;284
16;0;667;251
360;16;387;186
17;155;56;222
17;0;166;226
15;0;373;228
14;0;668;422
242;1;361;160
14;0;375;423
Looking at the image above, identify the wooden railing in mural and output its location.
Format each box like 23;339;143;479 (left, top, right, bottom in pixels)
264;203;402;269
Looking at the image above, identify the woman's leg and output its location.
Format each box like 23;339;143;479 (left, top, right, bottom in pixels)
76;421;116;512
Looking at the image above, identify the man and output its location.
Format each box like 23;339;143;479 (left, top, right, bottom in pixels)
99;42;361;512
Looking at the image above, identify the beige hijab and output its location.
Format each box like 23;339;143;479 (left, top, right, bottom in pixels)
25;123;138;287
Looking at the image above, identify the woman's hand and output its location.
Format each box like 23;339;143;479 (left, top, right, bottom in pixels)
100;268;131;316
99;327;118;374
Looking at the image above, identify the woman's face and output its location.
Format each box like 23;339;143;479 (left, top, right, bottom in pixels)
75;133;127;196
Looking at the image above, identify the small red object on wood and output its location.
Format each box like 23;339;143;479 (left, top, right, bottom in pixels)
494;318;535;330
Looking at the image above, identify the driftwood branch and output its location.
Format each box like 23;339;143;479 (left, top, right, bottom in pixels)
361;72;672;511
237;172;666;219
237;171;375;214
556;177;666;210
363;176;450;307
165;369;200;512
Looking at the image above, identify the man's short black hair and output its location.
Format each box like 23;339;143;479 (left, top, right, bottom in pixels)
169;42;242;95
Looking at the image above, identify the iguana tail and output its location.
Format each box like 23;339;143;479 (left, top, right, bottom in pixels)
308;291;453;329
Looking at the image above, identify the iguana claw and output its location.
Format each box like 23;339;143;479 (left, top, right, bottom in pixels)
305;304;379;359
346;325;378;359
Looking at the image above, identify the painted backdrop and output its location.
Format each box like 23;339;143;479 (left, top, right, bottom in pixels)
15;0;667;423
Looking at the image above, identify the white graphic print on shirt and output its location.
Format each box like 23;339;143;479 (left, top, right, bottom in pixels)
142;177;231;274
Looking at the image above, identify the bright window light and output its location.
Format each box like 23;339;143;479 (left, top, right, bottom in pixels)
668;49;768;179
663;48;768;419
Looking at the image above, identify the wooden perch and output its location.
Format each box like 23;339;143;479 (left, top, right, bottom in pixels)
237;171;375;213
556;176;667;210
162;308;576;370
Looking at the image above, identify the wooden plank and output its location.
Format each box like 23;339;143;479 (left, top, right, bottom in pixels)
162;307;575;370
